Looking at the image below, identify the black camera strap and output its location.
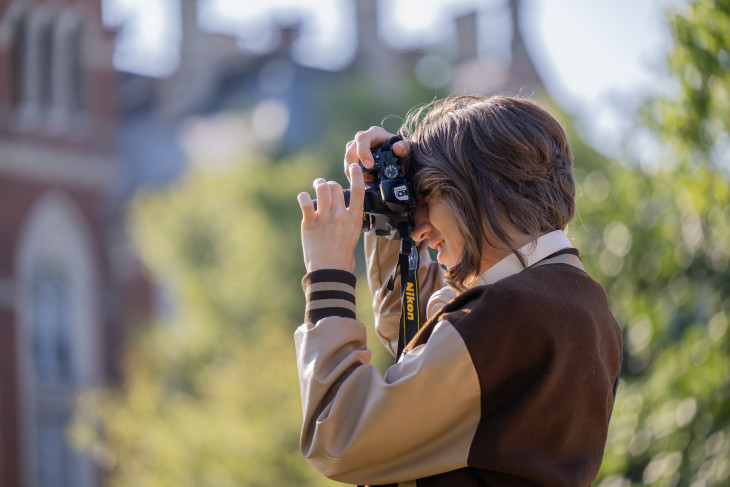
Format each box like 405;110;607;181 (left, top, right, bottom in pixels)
388;223;420;359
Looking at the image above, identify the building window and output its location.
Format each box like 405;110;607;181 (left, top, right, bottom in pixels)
31;267;72;387
6;5;88;131
68;25;85;113
30;265;75;487
36;21;52;108
18;7;54;126
3;3;28;107
17;193;99;487
50;12;86;129
36;417;72;487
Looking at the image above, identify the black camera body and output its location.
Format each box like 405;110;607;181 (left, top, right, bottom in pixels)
359;141;417;239
313;140;417;240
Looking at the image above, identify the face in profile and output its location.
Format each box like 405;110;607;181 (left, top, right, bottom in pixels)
412;198;465;269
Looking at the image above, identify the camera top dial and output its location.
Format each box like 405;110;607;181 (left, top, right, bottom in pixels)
383;164;400;179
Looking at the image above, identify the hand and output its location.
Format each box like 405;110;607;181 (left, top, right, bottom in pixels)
297;165;366;273
343;126;410;182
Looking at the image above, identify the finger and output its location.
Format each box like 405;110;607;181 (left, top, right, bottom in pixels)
314;178;332;212
355;126;392;168
345;140;356;159
347;163;365;217
345;133;362;158
297;192;315;224
344;140;356;179
393;139;411;158
313;177;326;190
328;181;346;210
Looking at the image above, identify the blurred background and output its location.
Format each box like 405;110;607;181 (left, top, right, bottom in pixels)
0;0;728;486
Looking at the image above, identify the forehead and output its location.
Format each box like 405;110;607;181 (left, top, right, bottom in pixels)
425;198;458;224
416;191;448;213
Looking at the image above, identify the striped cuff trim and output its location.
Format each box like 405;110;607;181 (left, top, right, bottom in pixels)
302;269;357;323
304;281;357;296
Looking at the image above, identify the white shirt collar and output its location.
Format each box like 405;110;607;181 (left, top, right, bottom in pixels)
472;230;573;287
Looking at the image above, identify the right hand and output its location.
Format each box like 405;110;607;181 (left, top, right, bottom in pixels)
297;166;366;273
343;126;410;183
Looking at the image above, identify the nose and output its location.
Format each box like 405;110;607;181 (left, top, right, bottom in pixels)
411;206;432;242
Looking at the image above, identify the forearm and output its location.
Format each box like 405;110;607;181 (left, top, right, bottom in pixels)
295;270;480;485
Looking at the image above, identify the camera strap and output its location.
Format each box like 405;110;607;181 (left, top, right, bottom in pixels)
388;224;420;359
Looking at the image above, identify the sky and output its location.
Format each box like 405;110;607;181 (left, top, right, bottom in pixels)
101;0;686;155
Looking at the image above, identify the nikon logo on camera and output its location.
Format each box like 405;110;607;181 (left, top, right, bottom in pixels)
394;185;409;201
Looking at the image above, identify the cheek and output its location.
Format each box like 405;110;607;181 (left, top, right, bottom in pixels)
455;238;465;252
448;230;466;262
450;239;465;259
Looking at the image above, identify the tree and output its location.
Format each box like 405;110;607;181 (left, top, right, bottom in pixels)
71;156;349;486
69;2;730;483
68;72;431;484
580;0;730;485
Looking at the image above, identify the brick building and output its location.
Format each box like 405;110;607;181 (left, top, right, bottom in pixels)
0;1;148;486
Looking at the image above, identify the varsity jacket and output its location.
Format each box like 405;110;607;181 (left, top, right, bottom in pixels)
295;230;623;486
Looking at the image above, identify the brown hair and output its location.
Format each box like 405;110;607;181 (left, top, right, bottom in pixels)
399;95;575;289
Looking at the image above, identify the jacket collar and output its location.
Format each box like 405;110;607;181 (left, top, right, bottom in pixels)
472;230;573;287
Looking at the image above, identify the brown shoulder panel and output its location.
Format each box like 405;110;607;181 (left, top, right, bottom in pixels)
433;265;622;485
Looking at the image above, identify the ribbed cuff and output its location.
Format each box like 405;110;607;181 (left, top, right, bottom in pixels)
302;269;357;323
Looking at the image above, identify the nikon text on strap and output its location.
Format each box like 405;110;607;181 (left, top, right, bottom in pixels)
387;222;420;359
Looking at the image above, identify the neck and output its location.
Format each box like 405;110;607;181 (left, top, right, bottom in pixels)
478;229;534;275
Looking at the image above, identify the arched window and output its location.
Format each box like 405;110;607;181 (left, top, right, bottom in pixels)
15;192;99;487
31;265;72;387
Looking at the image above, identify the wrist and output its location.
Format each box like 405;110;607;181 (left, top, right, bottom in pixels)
307;259;355;273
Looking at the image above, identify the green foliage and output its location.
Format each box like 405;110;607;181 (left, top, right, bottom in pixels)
71;156;342;486
70;1;730;484
579;0;730;485
644;0;730;165
69;64;433;486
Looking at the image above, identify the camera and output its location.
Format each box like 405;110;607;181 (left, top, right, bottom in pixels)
313;139;417;240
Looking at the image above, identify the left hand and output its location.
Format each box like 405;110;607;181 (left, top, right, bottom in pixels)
342;126;410;181
297;164;366;273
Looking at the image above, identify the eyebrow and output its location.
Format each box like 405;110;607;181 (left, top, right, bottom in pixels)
415;189;432;205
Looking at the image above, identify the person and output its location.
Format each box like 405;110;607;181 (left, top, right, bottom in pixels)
295;95;623;487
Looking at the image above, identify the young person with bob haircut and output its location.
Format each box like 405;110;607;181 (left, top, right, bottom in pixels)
295;95;623;487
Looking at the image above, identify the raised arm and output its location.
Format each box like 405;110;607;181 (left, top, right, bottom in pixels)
343;127;445;355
